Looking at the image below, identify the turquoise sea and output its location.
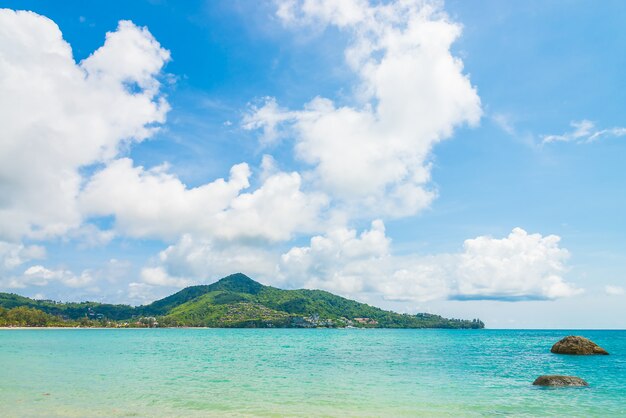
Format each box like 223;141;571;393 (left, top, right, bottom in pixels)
0;329;624;417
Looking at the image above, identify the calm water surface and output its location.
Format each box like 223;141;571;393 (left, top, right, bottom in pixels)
0;329;624;417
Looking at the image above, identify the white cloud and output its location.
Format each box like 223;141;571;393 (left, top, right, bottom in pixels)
97;259;133;284
80;158;328;242
81;20;170;96
20;265;93;288
141;235;279;286
605;285;625;296
276;0;367;28
140;223;580;303
80;159;250;240
66;224;116;248
452;228;581;301
1;257;132;292
273;223;409;300
140;266;191;288
0;10;169;241
492;113;516;135
127;282;161;304
0;241;46;271
278;225;580;302
0;241;131;295
0;240;48;290
243;97;294;144
245;0;481;218
543;120;626;144
278;220;450;301
279;220;397;295
126;234;281;301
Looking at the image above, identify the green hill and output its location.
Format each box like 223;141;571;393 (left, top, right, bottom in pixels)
0;273;484;328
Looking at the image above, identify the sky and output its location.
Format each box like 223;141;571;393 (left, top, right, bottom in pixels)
0;0;625;329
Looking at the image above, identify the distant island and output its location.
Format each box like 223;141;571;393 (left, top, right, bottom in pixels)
0;273;484;329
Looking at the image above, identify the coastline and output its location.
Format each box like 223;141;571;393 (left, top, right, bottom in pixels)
0;326;162;330
0;326;462;330
0;326;104;330
2;326;624;330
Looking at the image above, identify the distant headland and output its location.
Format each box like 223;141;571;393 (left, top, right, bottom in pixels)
0;273;484;329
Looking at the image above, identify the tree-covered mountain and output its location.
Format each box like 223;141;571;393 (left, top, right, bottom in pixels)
0;273;484;328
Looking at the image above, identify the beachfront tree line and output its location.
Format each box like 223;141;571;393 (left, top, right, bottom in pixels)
0;306;66;327
0;306;161;328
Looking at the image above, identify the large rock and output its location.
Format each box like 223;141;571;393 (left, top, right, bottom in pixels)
551;335;609;355
533;375;588;387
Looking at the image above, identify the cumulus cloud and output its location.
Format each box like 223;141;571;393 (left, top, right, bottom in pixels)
279;220;396;295
605;285;625;296
452;228;581;301
138;223;580;303
0;241;46;271
0;10;170;241
139;235;279;286
1;257;133;292
0;241;47;290
140;267;191;288
127;282;161;304
542;120;626;144
20;265;93;288
245;0;481;217
128;234;281;302
65;224;116;248
277;220;450;301
80;158;328;242
0;240;101;291
279;225;580;302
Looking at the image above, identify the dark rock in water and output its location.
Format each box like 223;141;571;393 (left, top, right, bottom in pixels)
533;375;588;387
551;335;609;355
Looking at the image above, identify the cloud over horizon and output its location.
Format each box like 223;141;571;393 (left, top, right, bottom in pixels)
138;225;581;304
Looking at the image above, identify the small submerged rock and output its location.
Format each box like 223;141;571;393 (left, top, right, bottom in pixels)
533;375;588;387
551;336;609;355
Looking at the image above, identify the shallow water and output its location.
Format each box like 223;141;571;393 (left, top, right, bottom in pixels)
0;329;624;417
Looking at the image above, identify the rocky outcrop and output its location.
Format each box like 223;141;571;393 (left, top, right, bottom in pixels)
551;336;609;355
533;375;588;387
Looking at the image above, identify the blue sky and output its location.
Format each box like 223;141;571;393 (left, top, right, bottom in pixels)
0;0;624;328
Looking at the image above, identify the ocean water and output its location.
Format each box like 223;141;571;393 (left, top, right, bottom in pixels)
0;329;624;417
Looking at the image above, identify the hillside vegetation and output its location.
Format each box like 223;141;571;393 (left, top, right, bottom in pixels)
0;273;484;329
